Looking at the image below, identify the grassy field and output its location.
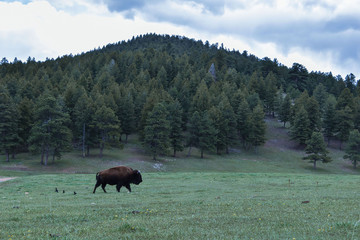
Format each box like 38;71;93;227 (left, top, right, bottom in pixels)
1;173;360;239
1;118;360;239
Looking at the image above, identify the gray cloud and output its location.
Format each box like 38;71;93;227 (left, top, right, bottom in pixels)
103;0;226;15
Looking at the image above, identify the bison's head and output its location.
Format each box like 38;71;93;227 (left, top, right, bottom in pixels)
132;170;142;185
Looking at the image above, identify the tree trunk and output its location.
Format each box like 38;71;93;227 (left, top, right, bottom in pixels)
45;145;49;166
313;160;316;169
87;145;90;156
6;151;9;162
41;146;44;165
125;134;129;144
173;149;176;157
354;160;357;169
100;142;103;158
187;146;192;157
82;123;86;158
100;132;105;158
201;149;204;158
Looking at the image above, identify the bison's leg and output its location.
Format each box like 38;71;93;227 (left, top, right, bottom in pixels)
101;183;107;193
125;184;131;192
116;184;122;192
93;181;101;193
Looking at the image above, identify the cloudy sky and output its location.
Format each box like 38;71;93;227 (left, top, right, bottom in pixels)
1;0;359;78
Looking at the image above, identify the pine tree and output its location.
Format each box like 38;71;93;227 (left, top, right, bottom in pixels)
17;97;34;151
92;104;120;158
28;91;72;165
313;83;328;116
197;111;217;158
278;94;291;127
236;96;252;148
264;72;278;116
290;106;311;145
0;86;20;162
168;99;184;157
187;111;217;158
305;96;321;133
120;93;136;143
73;92;94;157
336;106;354;150
322;96;337;145
344;129;360;169
303;132;331;169
143;103;170;160
249;104;266;151
191;80;211;113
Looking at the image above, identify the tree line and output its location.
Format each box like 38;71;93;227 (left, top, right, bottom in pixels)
0;34;359;166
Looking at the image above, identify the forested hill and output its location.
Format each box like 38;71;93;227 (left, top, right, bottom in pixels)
0;33;359;164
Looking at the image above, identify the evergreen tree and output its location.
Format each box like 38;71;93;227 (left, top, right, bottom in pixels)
73;92;94;157
336;88;354;111
313;83;328;115
249;104;266;151
236;96;252;148
290;106;311;145
322;96;337;145
288;63;308;92
0;86;20;161
264;72;278;116
28;91;72;165
303;132;331;169
187;111;217;158
143;102;170;160
278;94;291;127
92;104;120;158
336;106;353;150
344;129;360;169
17;97;34;151
305;96;321;133
197;111;217;158
191;80;211;113
168;99;184;157
120;93;136;143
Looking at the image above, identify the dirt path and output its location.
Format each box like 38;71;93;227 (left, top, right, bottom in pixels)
0;177;16;183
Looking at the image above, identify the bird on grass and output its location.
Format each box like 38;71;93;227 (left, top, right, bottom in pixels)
74;191;77;195
63;190;65;193
55;188;58;193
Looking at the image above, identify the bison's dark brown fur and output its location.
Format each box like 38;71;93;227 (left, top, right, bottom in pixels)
93;166;142;193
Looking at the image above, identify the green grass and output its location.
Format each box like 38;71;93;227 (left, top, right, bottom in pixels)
1;173;360;239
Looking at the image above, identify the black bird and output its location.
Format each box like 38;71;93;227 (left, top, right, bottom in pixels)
63;190;65;193
55;188;58;193
74;191;77;195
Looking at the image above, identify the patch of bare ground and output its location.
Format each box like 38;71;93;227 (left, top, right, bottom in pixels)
0;177;16;183
264;118;302;151
1;165;29;171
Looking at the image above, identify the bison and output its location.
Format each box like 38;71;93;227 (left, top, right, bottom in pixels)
93;166;142;193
